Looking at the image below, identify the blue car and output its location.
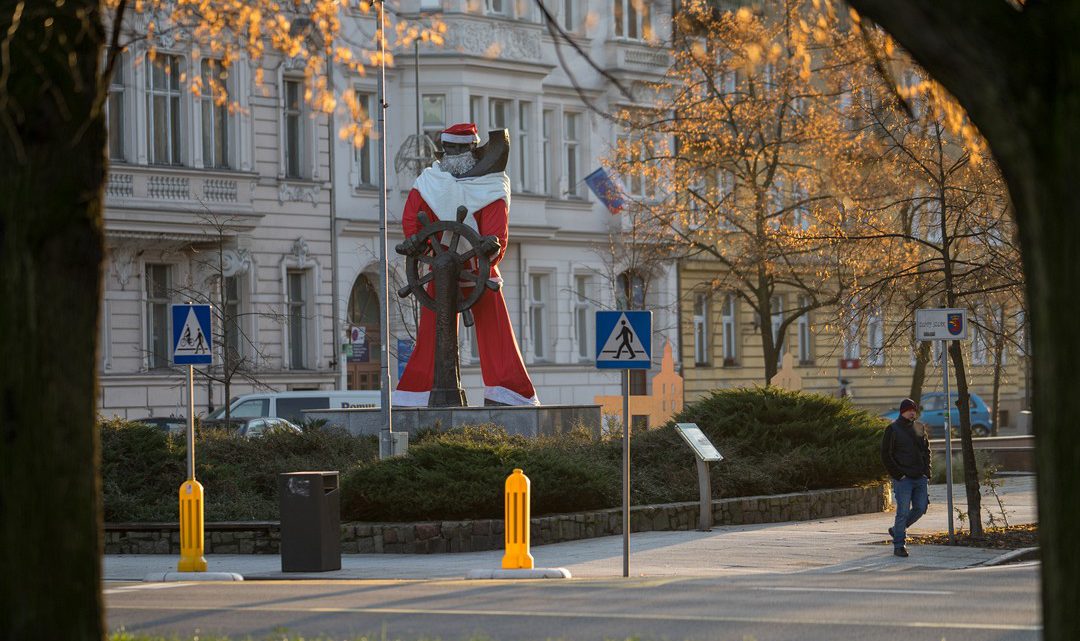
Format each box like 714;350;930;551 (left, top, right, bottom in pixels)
881;392;993;438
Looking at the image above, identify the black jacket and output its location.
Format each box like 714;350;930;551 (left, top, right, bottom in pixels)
881;417;932;480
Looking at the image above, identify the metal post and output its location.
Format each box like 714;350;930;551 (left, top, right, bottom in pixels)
187;365;195;480
696;458;712;531
943;340;955;543
328;48;344;391
376;0;393;459
622;369;630;578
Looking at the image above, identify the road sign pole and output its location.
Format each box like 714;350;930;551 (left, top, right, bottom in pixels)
187;364;195;481
622;368;630;578
943;340;955;543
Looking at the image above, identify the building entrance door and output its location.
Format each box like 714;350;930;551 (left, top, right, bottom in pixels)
346;274;381;390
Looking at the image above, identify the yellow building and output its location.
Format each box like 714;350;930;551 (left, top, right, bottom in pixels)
678;259;1030;426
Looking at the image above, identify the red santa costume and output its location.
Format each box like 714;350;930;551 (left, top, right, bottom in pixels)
392;124;540;407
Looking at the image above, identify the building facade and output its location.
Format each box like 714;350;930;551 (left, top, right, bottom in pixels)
97;0;681;419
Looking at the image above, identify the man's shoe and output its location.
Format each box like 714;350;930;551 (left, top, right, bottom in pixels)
894;547;909;558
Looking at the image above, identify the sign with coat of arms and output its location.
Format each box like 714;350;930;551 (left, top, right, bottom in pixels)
915;308;968;341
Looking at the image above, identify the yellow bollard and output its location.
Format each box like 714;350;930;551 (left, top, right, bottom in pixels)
177;479;208;572
502;468;534;570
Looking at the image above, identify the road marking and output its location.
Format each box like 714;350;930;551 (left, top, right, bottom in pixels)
104;583;193;595
109;604;1040;632
754;586;955;595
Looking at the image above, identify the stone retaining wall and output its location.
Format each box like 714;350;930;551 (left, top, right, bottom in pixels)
105;483;891;555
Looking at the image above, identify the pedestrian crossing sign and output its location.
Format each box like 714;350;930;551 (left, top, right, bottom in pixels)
595;310;652;370
172;304;214;365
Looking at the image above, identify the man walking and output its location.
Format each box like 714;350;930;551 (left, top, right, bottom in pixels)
881;398;932;557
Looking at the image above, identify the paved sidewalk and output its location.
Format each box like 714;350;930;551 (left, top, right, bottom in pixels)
105;476;1036;582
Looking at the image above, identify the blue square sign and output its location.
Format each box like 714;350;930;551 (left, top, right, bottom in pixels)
172;304;214;365
596;310;652;370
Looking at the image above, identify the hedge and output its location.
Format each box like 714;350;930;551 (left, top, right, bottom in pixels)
101;388;886;523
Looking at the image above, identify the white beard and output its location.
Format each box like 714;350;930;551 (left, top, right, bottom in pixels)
441;151;477;177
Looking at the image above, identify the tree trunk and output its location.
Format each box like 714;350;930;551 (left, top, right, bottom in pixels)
909;340;931;402
948;341;983;537
0;2;106;639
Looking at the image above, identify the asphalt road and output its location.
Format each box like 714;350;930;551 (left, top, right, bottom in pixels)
106;561;1041;641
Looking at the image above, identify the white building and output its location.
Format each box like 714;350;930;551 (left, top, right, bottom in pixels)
97;0;679;419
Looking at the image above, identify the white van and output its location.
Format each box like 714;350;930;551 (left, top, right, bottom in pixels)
204;390;380;423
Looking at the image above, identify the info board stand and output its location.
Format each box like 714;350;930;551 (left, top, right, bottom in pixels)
596;310;652;578
674;423;724;531
915;307;967;546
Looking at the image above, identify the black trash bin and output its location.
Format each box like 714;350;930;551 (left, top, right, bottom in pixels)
279;471;341;572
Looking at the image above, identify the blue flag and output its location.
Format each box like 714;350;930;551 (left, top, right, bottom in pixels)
584;168;625;215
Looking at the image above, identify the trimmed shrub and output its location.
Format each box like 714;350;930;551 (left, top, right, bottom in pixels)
101;419;377;522
340;425;619;521
103;388;885;523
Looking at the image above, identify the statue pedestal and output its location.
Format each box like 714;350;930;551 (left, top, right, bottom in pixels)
302;404;602;439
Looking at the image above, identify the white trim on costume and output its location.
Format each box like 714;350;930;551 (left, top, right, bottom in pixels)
441;132;479;144
485;385;541;406
391;389;430;407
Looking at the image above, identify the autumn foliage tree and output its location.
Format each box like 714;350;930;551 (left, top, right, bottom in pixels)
825;39;1022;536
610;0;863;384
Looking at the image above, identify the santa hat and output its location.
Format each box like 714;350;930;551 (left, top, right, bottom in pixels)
441;123;480;145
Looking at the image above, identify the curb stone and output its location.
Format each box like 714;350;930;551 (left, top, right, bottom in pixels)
979;546;1039;567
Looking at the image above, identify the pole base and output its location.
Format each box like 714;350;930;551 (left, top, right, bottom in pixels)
429;387;467;407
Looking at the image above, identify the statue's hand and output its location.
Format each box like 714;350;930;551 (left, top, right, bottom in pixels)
478;235;501;258
396;235;425;257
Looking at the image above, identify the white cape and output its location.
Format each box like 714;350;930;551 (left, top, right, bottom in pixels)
412;162;511;233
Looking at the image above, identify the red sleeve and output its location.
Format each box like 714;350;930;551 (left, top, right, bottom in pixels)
476;198;509;267
402;189;439;238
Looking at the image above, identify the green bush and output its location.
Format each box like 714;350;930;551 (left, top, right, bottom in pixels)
104;388;886;523
101;419;378;522
340;425;619;521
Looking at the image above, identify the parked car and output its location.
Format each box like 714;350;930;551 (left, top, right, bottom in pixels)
881;391;993;438
202;390;379;425
211;417;303;438
132;416;187;434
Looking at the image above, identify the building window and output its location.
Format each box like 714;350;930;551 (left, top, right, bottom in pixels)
287;271;307;369
146;54;183;165
771;294;784;366
562;0;577;31
693;292;710;365
223;275;242;362
563;112;582;198
353;90;375;186
721;293;738;365
486;0;507;15
866;310;884;365
420;0;441;8
614;0;650;40
283;79;306;178
145;264;170;369
843;324;861;361
200;59;230;169
517;101;532;192
529;273;549;361
617;271;646;309
797;296;813;364
574;274;593;360
542;109;555;196
423;93;446;146
972;314;989;365
107;53;126;161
